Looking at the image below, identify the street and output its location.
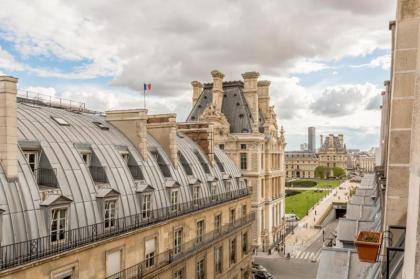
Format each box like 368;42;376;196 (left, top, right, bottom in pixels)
254;257;318;279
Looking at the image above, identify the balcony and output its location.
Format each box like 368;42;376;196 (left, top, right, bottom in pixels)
0;187;251;271
106;212;255;279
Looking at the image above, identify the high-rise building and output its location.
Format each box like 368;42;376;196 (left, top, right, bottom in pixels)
308;127;316;152
0;76;253;279
187;70;286;252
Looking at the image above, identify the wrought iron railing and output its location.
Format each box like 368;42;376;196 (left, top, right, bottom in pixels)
384;225;406;279
107;212;255;279
89;165;108;183
0;187;251;270
35;168;58;187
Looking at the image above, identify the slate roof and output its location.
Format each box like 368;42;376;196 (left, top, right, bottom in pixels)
187;81;264;133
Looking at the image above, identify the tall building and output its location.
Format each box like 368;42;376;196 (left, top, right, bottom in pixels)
187;70;286;251
0;76;253;278
308;127;316;152
285;151;318;178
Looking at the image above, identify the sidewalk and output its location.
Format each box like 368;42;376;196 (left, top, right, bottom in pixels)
285;180;356;255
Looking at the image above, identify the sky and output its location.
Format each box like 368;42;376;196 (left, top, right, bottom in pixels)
0;0;396;151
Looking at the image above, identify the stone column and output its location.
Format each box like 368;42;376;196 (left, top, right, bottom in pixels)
211;70;224;112
0;76;18;182
191;81;203;107
242;72;260;133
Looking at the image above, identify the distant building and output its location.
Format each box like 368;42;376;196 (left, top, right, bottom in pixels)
300;143;308;151
308;127;316;152
318;133;348;176
285;151;318;178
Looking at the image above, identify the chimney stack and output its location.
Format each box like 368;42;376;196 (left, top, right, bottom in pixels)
191;81;203;107
211;70;224;112
0;76;18;182
257;80;271;115
242;71;260;132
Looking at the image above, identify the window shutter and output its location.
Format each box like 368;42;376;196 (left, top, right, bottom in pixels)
145;238;156;255
106;250;121;276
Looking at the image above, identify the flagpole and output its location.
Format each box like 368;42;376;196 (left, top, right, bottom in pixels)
143;89;146;109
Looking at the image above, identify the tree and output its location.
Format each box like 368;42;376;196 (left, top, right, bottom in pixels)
332;167;345;178
314;166;326;179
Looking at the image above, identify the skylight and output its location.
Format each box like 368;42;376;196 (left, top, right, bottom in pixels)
51;116;70;126
93;121;109;130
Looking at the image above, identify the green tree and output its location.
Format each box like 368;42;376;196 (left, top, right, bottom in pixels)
332;167;345;178
314;166;326;179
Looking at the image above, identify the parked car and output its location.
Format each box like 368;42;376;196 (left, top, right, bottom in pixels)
252;262;267;272
285;213;298;222
253;270;274;279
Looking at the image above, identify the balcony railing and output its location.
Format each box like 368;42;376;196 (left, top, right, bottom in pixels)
0;187;251;270
89;165;108;183
107;212;255;279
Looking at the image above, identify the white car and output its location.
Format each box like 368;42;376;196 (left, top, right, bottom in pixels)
285;213;298;222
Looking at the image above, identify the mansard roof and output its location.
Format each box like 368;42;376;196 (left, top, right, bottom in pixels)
0;101;245;247
187;81;265;133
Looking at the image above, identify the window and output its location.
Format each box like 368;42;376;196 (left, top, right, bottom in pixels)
24;151;38;173
120;152;129;164
229;208;236;225
241;205;247;218
93;121;109;130
145;238;156;268
106;249;122;277
142;194;152;219
51;116;70;126
171;190;178;212
196;220;205;243
51;208;67;243
104;200;117;229
210;183;217;199
214;214;222;234
261;154;264;170
196;258;205;279
152;150;171;177
52;267;76;279
174;228;183;255
240;153;247;170
179;151;193;175
215;246;223;274
214;155;225;172
174;269;184;279
242;232;248;254
240;144;246;150
219;144;224;150
194;151;210;174
81;152;92;166
230;238;237;265
192;186;200;205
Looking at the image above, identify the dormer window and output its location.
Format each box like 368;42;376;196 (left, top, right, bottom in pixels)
214;155;225;172
142;194;152;219
194;150;210;174
93;121;109;130
24;151;39;173
192;185;200;206
179;151;193;175
50;208;67;243
104;199;117;229
152;150;171;178
120;152;129;164
81;152;92;166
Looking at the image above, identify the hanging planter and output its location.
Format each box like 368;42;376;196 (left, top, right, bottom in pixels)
354;231;382;263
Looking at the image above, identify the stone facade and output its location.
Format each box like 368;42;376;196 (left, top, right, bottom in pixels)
187;71;286;251
318;134;347;177
285;151;318;179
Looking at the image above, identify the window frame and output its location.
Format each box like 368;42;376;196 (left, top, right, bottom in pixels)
23;151;39;173
142;193;152;219
104;199;118;230
196;257;206;279
170;190;179;212
196;219;205;243
174;227;183;255
214;245;223;274
240;153;247;170
50;207;68;244
229;237;237;265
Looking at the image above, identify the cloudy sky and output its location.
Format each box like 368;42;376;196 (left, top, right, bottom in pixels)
0;0;395;150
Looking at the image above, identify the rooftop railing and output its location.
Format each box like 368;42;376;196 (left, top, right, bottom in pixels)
0;187;251;271
107;212;255;279
17;89;86;112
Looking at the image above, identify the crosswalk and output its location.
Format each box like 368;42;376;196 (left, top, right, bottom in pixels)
292;250;321;261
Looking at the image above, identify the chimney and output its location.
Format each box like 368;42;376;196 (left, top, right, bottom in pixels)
242;71;260;132
338;134;344;147
257;80;271;115
320;134;324;147
0;76;18;182
191;81;203;107
106;109;148;159
211;70;224;112
177;122;214;165
147;114;178;166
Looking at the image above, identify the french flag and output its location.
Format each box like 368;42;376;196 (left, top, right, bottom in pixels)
143;83;152;92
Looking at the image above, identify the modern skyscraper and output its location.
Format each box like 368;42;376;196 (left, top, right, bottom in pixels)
308;127;316;152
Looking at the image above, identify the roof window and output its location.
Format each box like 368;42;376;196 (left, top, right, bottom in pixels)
93;121;110;130
51;116;70;126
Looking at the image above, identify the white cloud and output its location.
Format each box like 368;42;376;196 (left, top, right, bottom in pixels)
289;60;330;74
351;54;391;70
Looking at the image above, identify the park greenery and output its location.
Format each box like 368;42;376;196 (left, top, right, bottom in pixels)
314;166;346;179
285;190;329;219
286;179;341;188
